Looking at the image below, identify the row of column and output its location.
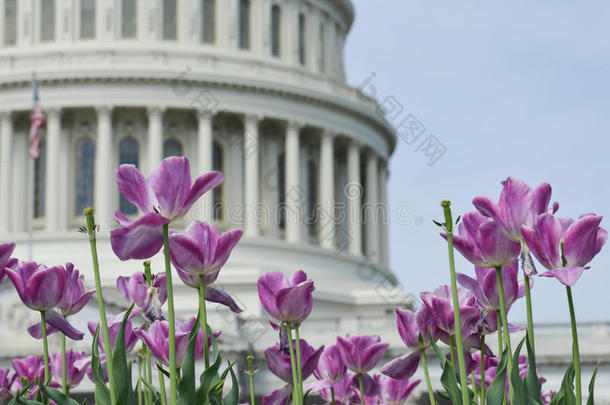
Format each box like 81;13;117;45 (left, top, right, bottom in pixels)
0;107;389;265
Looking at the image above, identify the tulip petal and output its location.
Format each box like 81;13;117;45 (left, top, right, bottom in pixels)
257;272;290;320
110;212;169;260
204;287;243;313
180;171;225;218
264;346;294;383
148;157;192;219
353;373;379;397
262;385;292;405
26;267;66;311
45;310;85;340
28;322;59;339
395;308;419;348
380;352;420;380
169;233;206;274
211;230;243;270
276;281;315;324
116;164;157;213
360;342;390;372
563;215;604;267
539;266;587;287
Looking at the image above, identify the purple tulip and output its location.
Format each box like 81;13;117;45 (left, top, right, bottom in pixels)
117;271;167;308
380;305;439;380
376;374;420;405
0;243;17;285
111;156;224;260
263;339;324;405
135;317;219;368
442;211;521;268
169;221;242;277
318;373;357;405
420;285;479;339
521;213;607;286
57;263;95;316
258;270;315;324
50;350;91;388
313;344;347;384
457;262;526;312
336;335;389;397
5;261;66;311
175;267;243;313
12;355;43;384
88;311;139;353
0;369;15;399
473;177;556;242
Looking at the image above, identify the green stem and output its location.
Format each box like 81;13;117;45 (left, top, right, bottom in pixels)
61;332;68;394
40;311;50;383
331;386;336;405
496;310;503;354
84;208;117;405
495;266;513;403
162;223;178;405
450;335;456;365
358;373;365;405
480;335;486;405
421;349;436;405
143;262;153;405
138;355;143;405
441;201;470;405
158;365;167;405
471;373;478;401
286;325;299;405
198;275;210;368
524;274;535;357
566;286;582;405
294;325;304;403
247;356;256;405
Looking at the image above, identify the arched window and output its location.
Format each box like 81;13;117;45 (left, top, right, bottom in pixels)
270;5;281;57
34;139;47;218
200;0;215;44
163;0;177;40
212;141;224;221
4;0;17;46
119;137;139;215
238;0;250;49
40;0;55;42
80;0;96;39
298;13;306;65
121;0;137;38
74;137;95;215
163;138;183;158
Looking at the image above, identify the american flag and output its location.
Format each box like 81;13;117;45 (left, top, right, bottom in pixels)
29;77;45;159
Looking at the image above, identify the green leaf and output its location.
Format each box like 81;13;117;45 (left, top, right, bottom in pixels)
91;326;111;405
487;345;509;405
177;316;201;405
222;363;239;405
111;305;137;405
142;379;163;405
549;364;575;405
429;333;463;405
586;363;600;405
195;354;223;405
510;338;527;405
525;332;543;405
38;379;80;405
207;324;219;363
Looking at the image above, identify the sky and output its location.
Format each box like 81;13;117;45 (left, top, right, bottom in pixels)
344;0;610;323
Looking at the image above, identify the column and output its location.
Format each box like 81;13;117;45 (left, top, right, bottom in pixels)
285;121;301;243
346;141;361;255
0;112;13;233
379;161;389;267
365;152;380;261
318;130;335;249
45;108;61;231
95;106;114;231
244;114;260;237
147;106;164;172
197;110;214;222
57;121;69;230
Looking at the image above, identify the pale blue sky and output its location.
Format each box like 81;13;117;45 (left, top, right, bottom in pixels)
345;1;610;322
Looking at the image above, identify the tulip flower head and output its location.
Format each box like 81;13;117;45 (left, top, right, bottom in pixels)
336;335;389;396
57;263;95;316
316;373;357;405
50;350;91;388
0;369;15;400
442;211;521;268
376;374;420;405
0;243;17;285
521;213;607;286
380;305;439;380
314;344;347;384
473;177;556;242
111;156;224;260
5;261;66;311
88;311;139;353
117;271;167;321
258;270;315;325
263;339;324;405
420;285;479;340
169;221;242;278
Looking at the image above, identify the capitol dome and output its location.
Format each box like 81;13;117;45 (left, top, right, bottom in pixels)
0;0;407;394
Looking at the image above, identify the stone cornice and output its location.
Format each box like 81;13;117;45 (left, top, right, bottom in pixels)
0;73;397;153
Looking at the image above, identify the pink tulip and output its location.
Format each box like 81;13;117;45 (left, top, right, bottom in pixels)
50;350;91;388
258;270;315;324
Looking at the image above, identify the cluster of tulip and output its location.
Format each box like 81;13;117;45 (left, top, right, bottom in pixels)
0;156;605;405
